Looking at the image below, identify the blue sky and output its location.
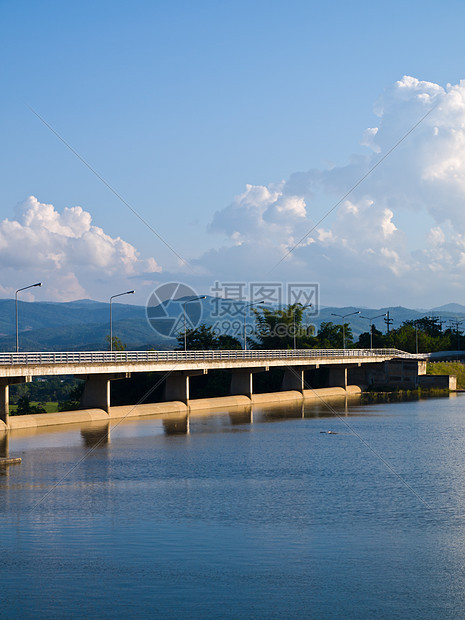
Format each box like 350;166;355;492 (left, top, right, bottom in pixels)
2;0;465;308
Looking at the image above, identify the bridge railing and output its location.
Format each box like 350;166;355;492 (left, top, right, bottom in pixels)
0;348;424;366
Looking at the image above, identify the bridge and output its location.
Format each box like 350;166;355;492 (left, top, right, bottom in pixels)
0;347;432;427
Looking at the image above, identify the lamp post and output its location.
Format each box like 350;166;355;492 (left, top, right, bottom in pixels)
243;301;264;350
183;296;206;352
360;313;387;350
292;303;312;350
331;310;360;350
109;290;135;351
16;282;42;352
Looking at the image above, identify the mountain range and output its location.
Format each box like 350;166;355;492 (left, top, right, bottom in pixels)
2;298;465;352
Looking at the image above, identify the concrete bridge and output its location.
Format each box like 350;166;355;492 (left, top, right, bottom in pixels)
0;348;433;427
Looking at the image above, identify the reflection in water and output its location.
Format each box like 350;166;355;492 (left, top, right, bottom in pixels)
0;432;8;458
2;392;464;620
162;414;190;435
228;406;253;426
261;404;304;423
80;423;111;448
302;395;360;419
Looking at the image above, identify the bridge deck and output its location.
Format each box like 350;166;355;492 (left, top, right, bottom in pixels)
0;348;423;378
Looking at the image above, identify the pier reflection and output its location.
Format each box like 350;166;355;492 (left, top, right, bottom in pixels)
0;433;8;458
80;423;111;448
228;406;253;426
162;413;190;435
302;395;359;418
0;433;10;478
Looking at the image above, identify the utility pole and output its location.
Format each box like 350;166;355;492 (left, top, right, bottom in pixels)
449;318;465;351
384;311;393;335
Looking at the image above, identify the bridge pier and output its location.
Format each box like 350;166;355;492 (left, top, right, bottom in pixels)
0;376;32;427
328;366;347;389
230;368;267;399
164;370;207;404
281;368;304;392
80;373;130;413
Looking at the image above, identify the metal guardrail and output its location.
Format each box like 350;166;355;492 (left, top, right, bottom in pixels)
0;348;423;366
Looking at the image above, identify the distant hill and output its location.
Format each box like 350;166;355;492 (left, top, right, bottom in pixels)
0;299;170;351
431;303;465;313
1;298;465;351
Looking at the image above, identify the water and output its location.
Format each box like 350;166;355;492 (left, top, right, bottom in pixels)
2;395;465;618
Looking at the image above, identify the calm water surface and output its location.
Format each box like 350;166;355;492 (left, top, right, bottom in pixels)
2;395;465;618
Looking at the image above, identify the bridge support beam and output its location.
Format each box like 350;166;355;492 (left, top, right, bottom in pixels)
281;368;304;392
164;370;207;404
80;373;130;413
328;366;348;389
0;376;32;427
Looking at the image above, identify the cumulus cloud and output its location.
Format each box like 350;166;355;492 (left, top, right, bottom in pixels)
1;196;161;301
197;76;465;307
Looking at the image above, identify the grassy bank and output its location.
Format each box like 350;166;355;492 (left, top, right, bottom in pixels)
427;361;465;389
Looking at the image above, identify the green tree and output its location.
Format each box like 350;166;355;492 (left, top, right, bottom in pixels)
356;326;386;349
387;318;452;353
316;321;353;348
249;304;317;349
15;396;46;415
217;334;242;350
106;335;127;351
176;324;242;350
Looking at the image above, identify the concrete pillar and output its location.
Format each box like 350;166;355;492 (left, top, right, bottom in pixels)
80;373;130;413
164;370;207;404
230;368;268;398
282;368;304;392
230;371;253;398
328;366;347;389
165;374;190;402
0;376;32;426
0;382;9;425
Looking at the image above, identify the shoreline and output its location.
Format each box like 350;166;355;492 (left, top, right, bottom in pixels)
1;385;361;432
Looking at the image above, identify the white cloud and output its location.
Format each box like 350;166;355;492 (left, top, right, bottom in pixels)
196;76;465;306
0;196;161;301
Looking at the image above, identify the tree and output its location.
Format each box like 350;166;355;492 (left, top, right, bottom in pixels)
356;326;385;349
15;396;46;415
176;324;242;350
106;335;127;351
249;304;317;349
386;318;452;353
316;321;352;348
217;334;242;350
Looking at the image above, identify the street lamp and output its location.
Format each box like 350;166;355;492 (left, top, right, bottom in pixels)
16;282;42;352
331;310;360;350
292;303;312;350
243;301;264;350
183;296;206;352
109;290;135;351
360;313;387;350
